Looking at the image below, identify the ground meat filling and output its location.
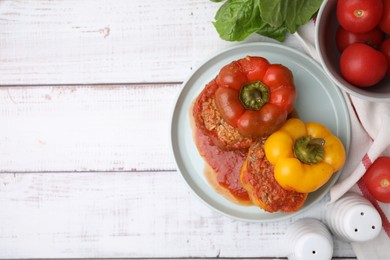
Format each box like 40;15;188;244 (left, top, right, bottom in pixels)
193;79;256;150
241;141;307;213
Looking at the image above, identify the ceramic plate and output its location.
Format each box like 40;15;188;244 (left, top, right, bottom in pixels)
170;43;351;222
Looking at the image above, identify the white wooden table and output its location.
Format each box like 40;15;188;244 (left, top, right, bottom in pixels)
0;1;357;259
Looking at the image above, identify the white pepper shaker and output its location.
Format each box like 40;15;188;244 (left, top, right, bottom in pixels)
325;192;382;242
285;218;333;260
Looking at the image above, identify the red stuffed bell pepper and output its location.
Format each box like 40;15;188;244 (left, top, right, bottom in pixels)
214;56;296;137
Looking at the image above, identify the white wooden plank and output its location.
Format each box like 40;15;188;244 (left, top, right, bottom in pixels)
0;0;303;85
0;171;355;259
0;84;178;172
0;1;356;259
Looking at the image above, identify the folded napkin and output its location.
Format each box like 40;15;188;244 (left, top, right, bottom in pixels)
296;20;390;260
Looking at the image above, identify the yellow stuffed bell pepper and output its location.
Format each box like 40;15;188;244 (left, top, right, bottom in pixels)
264;118;346;193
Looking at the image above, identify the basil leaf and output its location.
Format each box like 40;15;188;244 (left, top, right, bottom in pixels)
213;0;266;41
211;0;322;42
259;0;322;33
256;24;288;42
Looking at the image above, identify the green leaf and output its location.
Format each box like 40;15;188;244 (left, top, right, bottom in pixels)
210;0;226;2
259;0;323;33
211;0;323;42
213;0;266;41
256;24;288;42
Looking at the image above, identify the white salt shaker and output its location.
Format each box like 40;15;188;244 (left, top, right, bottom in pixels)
285;218;333;260
325;192;382;242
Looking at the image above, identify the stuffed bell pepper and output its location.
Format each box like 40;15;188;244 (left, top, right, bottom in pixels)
214;56;296;137
264;118;346;193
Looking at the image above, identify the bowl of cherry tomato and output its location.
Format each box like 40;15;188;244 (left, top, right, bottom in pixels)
315;0;390;102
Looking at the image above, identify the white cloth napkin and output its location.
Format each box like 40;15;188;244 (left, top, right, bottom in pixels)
296;20;390;260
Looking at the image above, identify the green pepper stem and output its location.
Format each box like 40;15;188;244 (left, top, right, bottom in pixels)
239;81;269;110
294;136;325;164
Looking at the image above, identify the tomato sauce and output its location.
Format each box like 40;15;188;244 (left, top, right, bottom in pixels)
194;127;251;204
190;79;253;205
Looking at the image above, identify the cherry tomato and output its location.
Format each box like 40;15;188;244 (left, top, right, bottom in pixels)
335;26;384;52
340;43;387;87
337;0;383;33
362;157;390;203
380;38;390;77
379;0;390;33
